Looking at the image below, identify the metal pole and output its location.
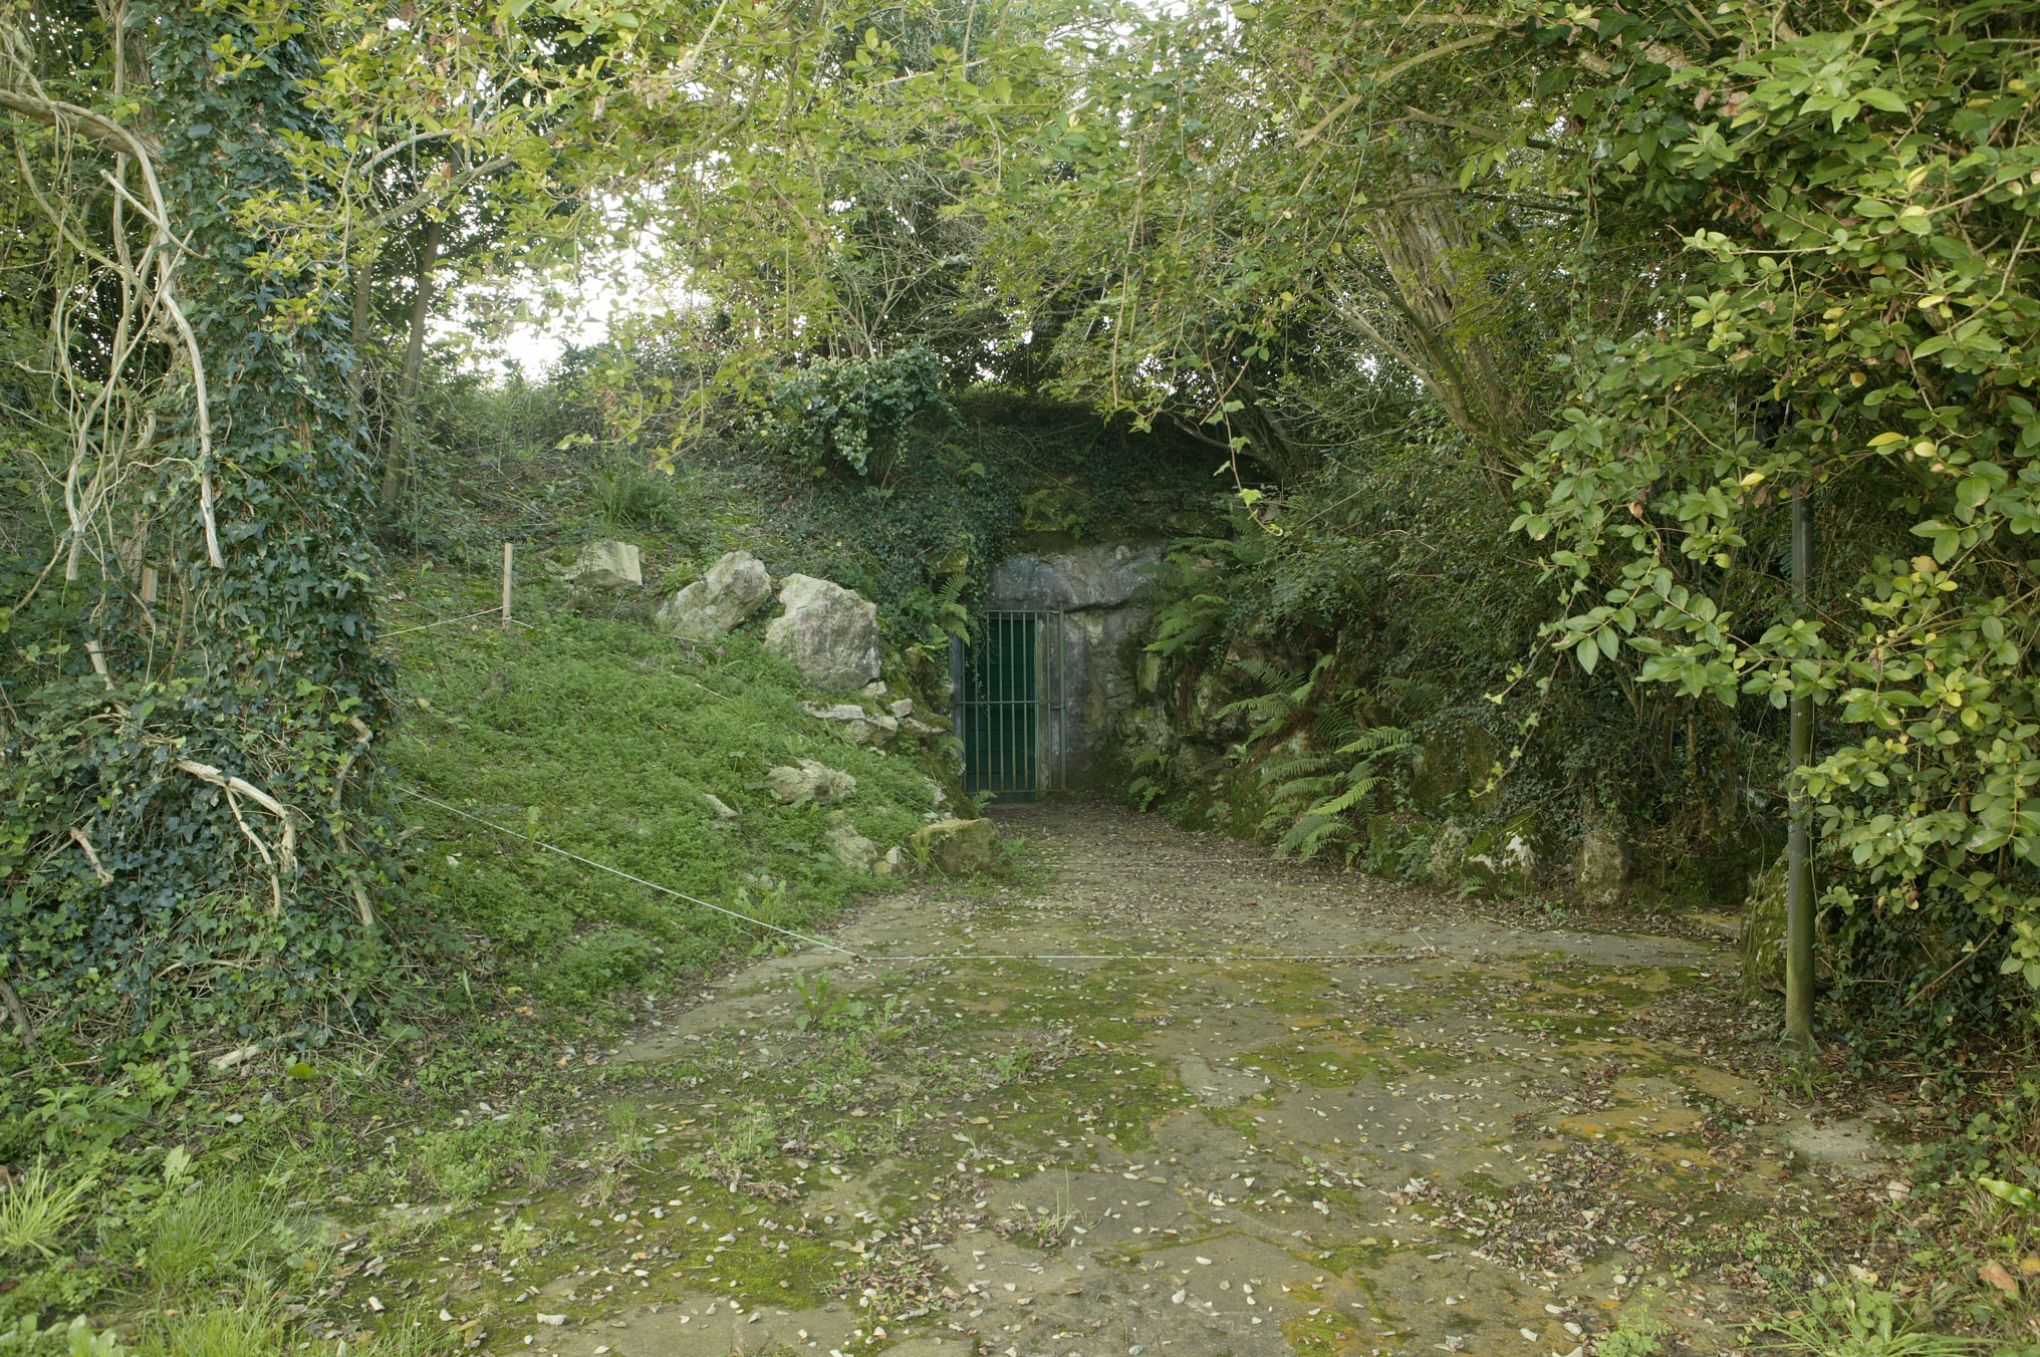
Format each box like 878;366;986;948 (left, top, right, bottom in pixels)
501;542;514;633
1785;485;1816;1050
1058;609;1067;791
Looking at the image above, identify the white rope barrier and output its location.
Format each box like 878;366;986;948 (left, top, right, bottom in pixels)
396;784;1424;968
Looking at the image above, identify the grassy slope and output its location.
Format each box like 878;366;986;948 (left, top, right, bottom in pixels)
0;450;975;1353
386;574;949;1015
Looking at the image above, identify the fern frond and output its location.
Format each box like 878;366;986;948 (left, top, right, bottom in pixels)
1300;773;1381;821
1276;814;1358;861
1227;656;1298;695
1314;704;1361;750
1335;726;1411;757
1256;749;1344;784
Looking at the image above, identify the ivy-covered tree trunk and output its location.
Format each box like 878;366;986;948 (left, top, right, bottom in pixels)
2;7;390;1037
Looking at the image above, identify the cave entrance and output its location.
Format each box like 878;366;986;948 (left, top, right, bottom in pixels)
954;609;1066;801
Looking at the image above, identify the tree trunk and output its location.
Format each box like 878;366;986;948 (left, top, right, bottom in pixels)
381;210;442;511
350;256;374;435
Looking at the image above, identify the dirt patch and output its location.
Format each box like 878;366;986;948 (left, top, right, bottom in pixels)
361;802;1897;1354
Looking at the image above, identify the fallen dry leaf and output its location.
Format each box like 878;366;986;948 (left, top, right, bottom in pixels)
1978;1261;2020;1297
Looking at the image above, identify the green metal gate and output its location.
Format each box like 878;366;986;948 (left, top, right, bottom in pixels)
953;610;1065;801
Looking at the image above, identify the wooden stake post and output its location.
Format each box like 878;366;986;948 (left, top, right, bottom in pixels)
1785;487;1816;1050
501;542;514;632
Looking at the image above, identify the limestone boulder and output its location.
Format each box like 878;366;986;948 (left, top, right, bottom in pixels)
908;817;1000;876
564;540;642;587
764;575;882;691
801;701;899;747
656;550;772;641
1449;823;1537;898
765;758;857;806
1422;822;1475;889
1574;822;1630;909
825;818;882;874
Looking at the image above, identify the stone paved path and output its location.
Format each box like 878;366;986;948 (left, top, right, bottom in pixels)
400;803;1898;1356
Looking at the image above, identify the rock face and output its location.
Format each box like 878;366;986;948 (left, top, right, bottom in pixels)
1469;833;1534;879
1422;823;1473;887
908;817;1000;875
985;543;1167;789
1575;822;1629;908
1410;719;1501;814
765;758;857;806
1424;821;1535;896
801;701;899;747
765;575;882;691
565;540;642;587
987;544;1164;613
656;550;771;641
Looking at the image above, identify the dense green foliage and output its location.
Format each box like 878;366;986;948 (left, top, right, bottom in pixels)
1514;0;2040;1014
3;6;390;1038
758;345;954;480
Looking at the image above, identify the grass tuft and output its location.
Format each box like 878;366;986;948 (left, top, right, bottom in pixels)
137;1177;304;1295
0;1160;92;1262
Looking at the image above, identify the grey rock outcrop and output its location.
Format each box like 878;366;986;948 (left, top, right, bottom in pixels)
908;817;1000;876
765;758;857;806
765;575;882;691
825;818;882;873
1575;822;1630;909
656;550;772;641
987;544;1164;611
801;701;900;747
564;540;642;587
